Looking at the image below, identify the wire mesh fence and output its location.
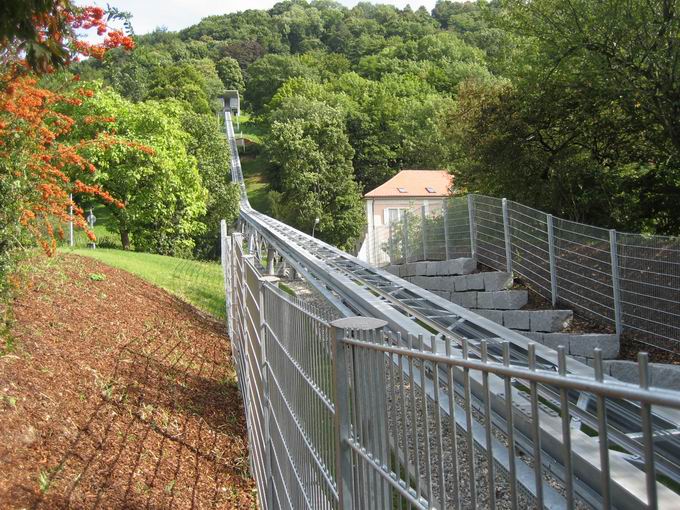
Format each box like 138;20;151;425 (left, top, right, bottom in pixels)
223;229;680;509
372;194;680;352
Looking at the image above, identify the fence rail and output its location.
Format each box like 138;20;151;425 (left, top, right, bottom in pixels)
364;194;680;352
223;224;680;510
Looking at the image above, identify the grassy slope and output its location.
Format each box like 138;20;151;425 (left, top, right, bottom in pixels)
67;248;226;319
237;113;271;214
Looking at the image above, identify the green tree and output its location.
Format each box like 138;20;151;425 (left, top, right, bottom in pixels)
77;91;207;255
265;97;364;249
181;111;240;258
246;54;318;112
216;56;245;92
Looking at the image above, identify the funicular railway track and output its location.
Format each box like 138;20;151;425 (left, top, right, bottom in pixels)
224;112;680;509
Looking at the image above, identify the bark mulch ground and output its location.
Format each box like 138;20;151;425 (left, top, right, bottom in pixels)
0;254;256;509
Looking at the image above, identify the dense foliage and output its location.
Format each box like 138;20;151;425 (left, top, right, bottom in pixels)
77;0;676;244
1;2;137;306
4;0;680;273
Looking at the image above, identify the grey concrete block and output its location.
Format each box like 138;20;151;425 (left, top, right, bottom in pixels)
521;332;545;343
461;273;485;291
411;276;430;289
474;309;503;325
448;291;477;309
435;258;477;276
426;261;441;276
503;310;531;330
459;258;477;275
605;360;638;384
651;363;680;390
483;271;513;291
414;262;429;276
402;263;416;277
424;277;454;292
433;290;450;300
453;275;468;292
568;334;619;359
476;290;528;310
604;361;680;390
571;355;589;365
530;310;573;333
541;333;572;351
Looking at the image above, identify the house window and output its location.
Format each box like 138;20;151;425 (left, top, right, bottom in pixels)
426;187;436;193
385;208;404;225
397;187;407;193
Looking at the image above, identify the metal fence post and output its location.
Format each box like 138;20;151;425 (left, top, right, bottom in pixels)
467;194;477;261
266;246;275;275
421;205;428;261
547;214;558;307
443;200;450;260
68;193;74;247
258;280;275;508
388;223;395;264
609;229;623;336
220;220;231;330
403;213;409;264
330;317;388;510
502;198;512;275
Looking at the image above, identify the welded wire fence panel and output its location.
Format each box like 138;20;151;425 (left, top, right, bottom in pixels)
444;196;472;259
380;194;680;350
338;330;680;510
365;224;393;267
618;233;680;350
228;234;339;510
553;218;616;325
405;209;424;263
506;201;552;301
424;209;447;261
473;195;508;271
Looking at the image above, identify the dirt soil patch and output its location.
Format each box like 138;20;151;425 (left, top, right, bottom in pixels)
0;254;256;509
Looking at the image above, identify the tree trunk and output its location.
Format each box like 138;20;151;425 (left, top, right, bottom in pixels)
120;230;130;250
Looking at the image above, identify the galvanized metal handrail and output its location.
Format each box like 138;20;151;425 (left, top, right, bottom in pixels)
221;111;680;509
223;230;680;509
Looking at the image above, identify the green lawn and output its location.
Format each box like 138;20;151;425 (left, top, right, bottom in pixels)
66;248;226;319
236;112;266;144
236;111;271;214
241;153;271;214
66;204;122;249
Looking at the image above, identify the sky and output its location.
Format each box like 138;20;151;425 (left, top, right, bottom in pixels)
83;1;439;36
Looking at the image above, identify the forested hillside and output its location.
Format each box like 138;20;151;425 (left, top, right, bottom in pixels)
3;0;679;267
76;0;680;247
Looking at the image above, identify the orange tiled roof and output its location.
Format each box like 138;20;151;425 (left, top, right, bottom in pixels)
364;170;452;198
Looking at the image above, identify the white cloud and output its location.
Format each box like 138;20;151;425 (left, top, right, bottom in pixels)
80;0;438;35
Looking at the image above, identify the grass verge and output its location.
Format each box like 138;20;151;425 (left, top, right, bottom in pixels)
66;248;225;319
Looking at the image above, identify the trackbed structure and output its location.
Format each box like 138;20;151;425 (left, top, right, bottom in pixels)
221;111;680;509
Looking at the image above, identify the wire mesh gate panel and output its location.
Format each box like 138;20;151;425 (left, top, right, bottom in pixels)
380;194;680;352
223;229;680;510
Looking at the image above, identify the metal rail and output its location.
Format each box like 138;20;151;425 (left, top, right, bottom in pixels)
223;111;680;508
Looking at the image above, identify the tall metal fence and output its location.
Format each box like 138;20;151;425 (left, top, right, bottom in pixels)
365;194;680;352
222;223;680;510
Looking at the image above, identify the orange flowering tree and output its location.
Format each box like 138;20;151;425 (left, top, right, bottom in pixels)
0;2;136;297
1;1;134;72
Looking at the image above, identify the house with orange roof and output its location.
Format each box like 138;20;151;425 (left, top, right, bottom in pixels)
358;169;453;263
